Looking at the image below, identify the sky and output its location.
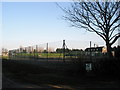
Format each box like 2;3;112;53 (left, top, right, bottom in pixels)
2;2;119;51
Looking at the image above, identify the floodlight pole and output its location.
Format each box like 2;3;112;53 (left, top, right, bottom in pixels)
36;45;38;59
63;40;65;62
90;41;92;61
46;43;48;61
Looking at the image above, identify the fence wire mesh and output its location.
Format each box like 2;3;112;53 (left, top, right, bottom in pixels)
6;40;110;61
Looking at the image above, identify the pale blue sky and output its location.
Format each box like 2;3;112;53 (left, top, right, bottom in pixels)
2;2;118;50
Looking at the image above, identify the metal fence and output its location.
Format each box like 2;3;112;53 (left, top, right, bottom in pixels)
2;40;120;77
7;40;108;62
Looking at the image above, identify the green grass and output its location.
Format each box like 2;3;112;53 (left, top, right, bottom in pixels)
11;52;81;59
40;53;63;58
1;56;9;59
15;53;63;58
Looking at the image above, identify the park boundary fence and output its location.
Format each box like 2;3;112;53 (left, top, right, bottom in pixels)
7;40;108;62
2;40;120;77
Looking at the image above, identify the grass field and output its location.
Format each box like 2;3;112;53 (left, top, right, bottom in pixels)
15;53;64;58
8;52;80;60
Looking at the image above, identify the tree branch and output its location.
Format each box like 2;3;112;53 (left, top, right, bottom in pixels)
110;34;120;45
109;23;120;38
110;33;120;41
88;24;106;41
110;14;120;28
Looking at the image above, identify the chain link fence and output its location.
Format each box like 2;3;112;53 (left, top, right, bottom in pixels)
2;40;120;78
7;40;110;62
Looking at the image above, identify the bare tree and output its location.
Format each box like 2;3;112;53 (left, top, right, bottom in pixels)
60;1;120;57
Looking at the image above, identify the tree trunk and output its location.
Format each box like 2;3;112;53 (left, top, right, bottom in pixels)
106;41;113;57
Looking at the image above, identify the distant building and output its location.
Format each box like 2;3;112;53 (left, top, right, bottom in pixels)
102;47;107;53
85;47;104;56
112;46;120;58
2;48;8;57
85;47;103;52
9;50;16;57
19;46;24;53
85;46;120;57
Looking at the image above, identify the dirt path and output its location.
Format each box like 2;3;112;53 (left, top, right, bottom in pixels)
2;75;120;90
2;76;78;90
2;75;45;88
